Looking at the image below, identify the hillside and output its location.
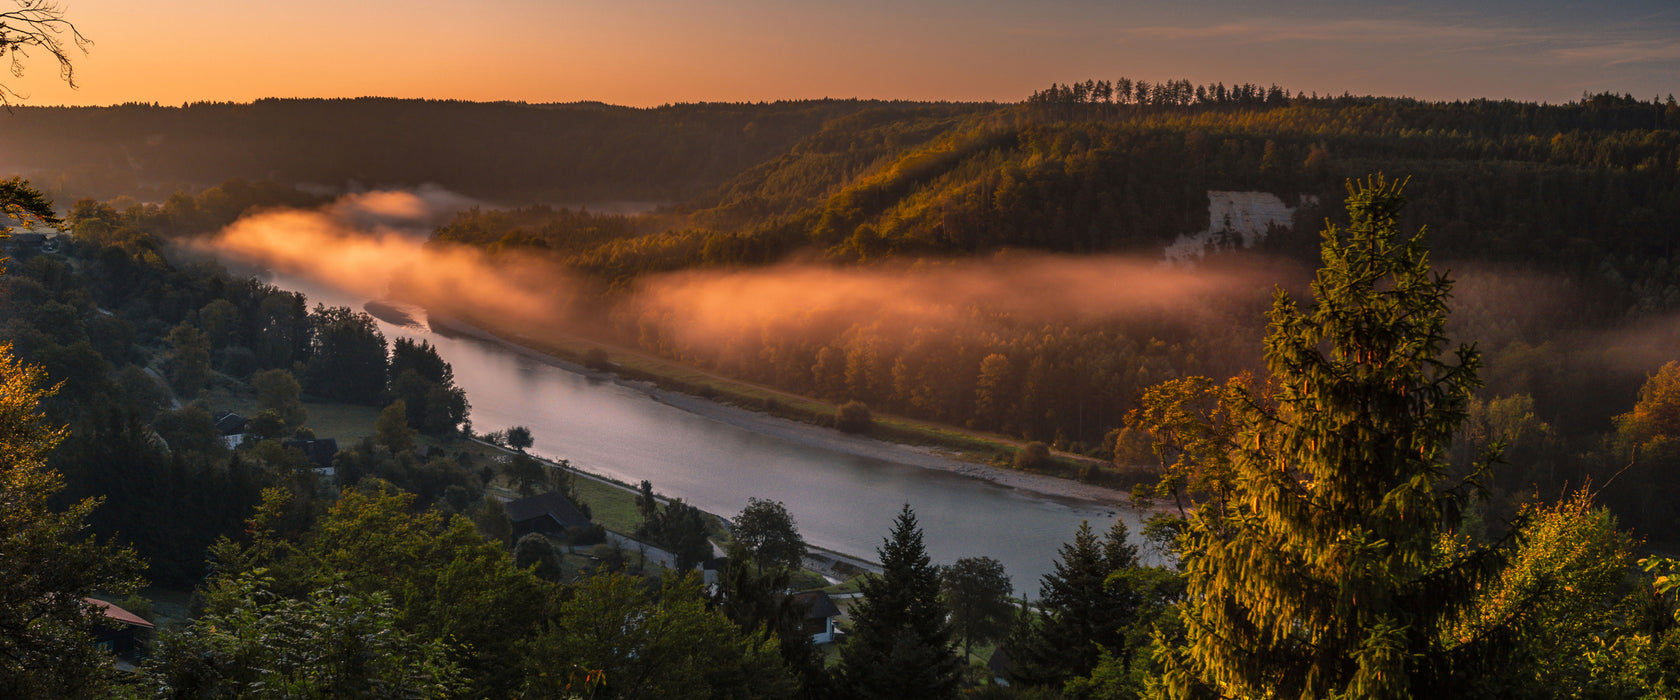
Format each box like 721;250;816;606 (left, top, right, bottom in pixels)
0;98;994;204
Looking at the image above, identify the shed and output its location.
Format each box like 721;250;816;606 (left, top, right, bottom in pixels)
86;598;153;667
790;590;842;644
505;492;592;537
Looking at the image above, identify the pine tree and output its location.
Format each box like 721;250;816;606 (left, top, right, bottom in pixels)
1003;520;1139;687
838;505;962;699
1157;176;1506;698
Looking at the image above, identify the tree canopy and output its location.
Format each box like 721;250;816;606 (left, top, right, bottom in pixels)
732;497;808;573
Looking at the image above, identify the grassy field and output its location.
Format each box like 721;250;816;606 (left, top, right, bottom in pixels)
570;473;646;535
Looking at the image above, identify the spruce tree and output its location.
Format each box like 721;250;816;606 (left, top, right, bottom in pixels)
1157;176;1505;698
1003;520;1140;687
838;505;962;699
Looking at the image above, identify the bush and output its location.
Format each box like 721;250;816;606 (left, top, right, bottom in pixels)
1014;441;1050;470
567;524;607;546
583;347;611;371
837;401;873;434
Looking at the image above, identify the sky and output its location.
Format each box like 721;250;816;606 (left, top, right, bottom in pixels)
3;0;1676;107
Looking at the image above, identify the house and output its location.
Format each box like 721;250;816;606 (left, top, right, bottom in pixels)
85;598;152;669
212;411;248;436
282;437;339;471
790;590;842;644
505;492;592;538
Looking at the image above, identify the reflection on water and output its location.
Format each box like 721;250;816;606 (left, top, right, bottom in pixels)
267;271;1144;594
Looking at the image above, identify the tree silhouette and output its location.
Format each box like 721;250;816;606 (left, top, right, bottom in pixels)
0;0;90;107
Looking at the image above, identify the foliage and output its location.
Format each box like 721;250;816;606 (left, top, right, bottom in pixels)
521;572;797;699
1152;176;1510;698
304;305;387;405
130;572;464;699
732;497;809;573
0;176;62;242
0;343;145;698
712;541;833;699
164;321;210;397
504;451;547;496
837;505;963;699
1002;520;1149;689
1448;491;1665;698
636;497;714;569
213;483;549;696
374;399;416;454
505;424;534;451
1617;361;1680;447
1013;441;1050;470
635;479;658;520
53;405;262;587
513;532;565;582
252;367;306;429
836;400;873;434
940;556;1014;661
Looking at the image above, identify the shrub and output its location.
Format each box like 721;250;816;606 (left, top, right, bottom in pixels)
583;347;612;371
837;401;873;434
1014;441;1050;470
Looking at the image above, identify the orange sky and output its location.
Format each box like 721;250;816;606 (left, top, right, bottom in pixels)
5;0;1676;106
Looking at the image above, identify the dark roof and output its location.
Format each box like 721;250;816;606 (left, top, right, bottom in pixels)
282;438;339;470
213;411;247;436
85;598;153;629
988;646;1014;677
791;590;841;620
504;492;591;529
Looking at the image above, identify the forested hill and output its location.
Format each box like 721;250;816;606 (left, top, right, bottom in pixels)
433;88;1680;282
0;98;992;203
419;87;1680;542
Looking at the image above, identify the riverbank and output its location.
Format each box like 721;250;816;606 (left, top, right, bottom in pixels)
429;312;1139;507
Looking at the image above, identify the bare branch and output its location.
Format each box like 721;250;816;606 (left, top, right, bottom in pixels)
0;0;92;107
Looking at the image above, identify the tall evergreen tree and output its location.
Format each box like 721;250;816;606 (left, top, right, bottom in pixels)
1002;520;1140;687
838;505;962;699
1155;176;1509;698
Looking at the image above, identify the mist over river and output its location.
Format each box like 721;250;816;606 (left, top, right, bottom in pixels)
256;269;1146;594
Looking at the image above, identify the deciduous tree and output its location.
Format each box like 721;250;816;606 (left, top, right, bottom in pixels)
252;367;306;429
0;343;144;698
732;497;808;573
940;556;1013;662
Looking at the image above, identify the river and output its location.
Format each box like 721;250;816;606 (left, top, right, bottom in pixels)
261;270;1146;595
